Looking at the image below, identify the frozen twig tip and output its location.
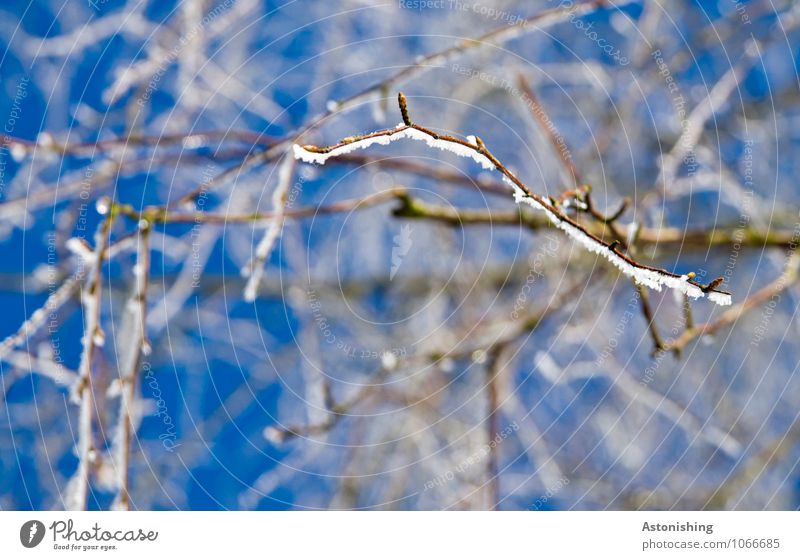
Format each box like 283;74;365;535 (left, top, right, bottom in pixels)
703;277;724;292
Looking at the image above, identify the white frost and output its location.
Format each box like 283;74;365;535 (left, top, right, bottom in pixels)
707;291;732;306
10;143;27;162
626;220;640;246
263;426;286;444
293;126;496;170
66;238;97;264
380;351;398;370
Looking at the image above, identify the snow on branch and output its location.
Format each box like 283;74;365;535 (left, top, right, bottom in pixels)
292;124;497;171
293;93;732;307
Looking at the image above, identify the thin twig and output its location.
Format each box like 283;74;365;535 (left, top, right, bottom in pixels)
64;214;115;511
0;350;78;393
320;0;615;126
243;157;296;301
115;187;407;225
635;284;666;353
0;273;83;360
516;75;581;187
0;129;273;157
682;294;695;331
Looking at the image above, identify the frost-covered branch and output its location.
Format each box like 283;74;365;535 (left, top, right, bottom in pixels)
293;93;732;307
0;272;83;360
242;157;295;302
0;350;78;391
111;220;152;510
64;213;115;511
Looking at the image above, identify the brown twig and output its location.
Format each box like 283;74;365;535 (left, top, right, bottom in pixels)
330;153;511;196
635;284;666;353
265;371;386;443
266;272;585;444
682;294;695;331
389;197;800;249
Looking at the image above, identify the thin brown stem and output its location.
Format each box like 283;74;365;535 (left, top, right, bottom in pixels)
117;187;408;225
391;197;798;249
635;283;666;354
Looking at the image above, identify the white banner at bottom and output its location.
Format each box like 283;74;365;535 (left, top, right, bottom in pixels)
1;511;798;559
